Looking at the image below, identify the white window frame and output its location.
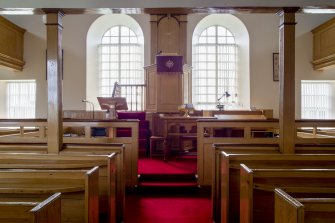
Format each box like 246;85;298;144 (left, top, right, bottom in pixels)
6;80;36;119
99;25;144;110
192;25;238;110
301;80;334;119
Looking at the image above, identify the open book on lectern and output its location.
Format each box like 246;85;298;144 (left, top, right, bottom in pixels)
97;97;128;111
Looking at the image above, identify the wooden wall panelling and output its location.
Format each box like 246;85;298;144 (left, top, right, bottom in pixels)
312;16;335;70
157;15;180;54
0;16;25;71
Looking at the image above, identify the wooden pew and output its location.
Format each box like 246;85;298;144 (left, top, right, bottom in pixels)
197;119;279;185
216;152;335;223
213;144;335;223
61;143;125;222
0;192;61;223
275;188;335;223
0;152;119;223
240;165;335;223
212;144;280;223
0;167;99;223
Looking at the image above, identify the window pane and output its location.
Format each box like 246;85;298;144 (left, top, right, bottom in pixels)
100;25;144;109
6;80;36;118
192;25;238;109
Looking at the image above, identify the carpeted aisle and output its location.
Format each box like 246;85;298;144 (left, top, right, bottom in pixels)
125;157;212;223
138;156;197;174
125;193;212;223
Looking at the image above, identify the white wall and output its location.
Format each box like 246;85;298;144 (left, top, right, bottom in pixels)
1;13;334;119
0;15;46;118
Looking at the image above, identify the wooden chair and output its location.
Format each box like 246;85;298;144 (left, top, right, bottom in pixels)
150;135;165;157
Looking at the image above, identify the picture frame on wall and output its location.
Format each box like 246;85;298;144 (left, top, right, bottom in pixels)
273;53;279;81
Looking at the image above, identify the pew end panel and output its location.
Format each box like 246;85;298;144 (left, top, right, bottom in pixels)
275;188;335;223
0;192;61;223
86;166;100;223
30;192;62;223
239;164;254;223
274;188;304;223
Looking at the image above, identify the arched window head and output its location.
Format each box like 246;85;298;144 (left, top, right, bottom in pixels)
99;25;144;97
192;25;238;110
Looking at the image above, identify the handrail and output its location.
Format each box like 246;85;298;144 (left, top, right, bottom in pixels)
115;84;146;111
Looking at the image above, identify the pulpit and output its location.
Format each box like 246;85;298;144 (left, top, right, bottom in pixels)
144;55;192;113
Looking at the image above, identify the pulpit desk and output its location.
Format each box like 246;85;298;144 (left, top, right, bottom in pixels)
158;115;216;160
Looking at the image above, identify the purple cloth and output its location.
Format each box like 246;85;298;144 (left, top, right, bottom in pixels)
156;55;183;73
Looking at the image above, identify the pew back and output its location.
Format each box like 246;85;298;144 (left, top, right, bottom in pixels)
217;152;335;223
0;152;118;223
0;193;61;223
61;143;125;222
212;145;280;223
240;165;335;223
0;167;99;223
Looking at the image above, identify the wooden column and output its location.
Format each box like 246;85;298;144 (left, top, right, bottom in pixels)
43;10;64;154
150;15;158;64
278;8;298;154
179;15;187;63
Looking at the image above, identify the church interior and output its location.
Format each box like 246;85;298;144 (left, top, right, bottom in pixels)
0;0;335;222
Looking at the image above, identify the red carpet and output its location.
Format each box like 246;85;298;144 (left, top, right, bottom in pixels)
138;156;197;174
125;156;211;223
125;193;212;223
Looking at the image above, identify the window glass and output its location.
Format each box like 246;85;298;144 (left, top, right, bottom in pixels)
6;80;36;118
192;25;238;110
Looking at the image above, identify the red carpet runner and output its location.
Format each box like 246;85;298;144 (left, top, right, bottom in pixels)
125;157;212;223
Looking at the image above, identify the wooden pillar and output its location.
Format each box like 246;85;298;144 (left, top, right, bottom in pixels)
43;10;64;154
150;15;158;64
278;8;298;154
179;15;187;63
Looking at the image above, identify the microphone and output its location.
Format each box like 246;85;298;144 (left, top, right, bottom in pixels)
82;99;95;119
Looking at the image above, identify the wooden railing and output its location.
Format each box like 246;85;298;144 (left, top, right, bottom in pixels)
0;118;139;186
295;119;335;144
197;118;279;185
118;84;146;111
196;118;335;185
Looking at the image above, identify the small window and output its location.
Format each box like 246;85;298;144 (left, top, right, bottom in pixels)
301;80;334;119
6;80;36;118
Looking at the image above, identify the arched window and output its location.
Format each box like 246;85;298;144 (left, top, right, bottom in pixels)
99;25;144;109
192;25;237;110
87;14;145;111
